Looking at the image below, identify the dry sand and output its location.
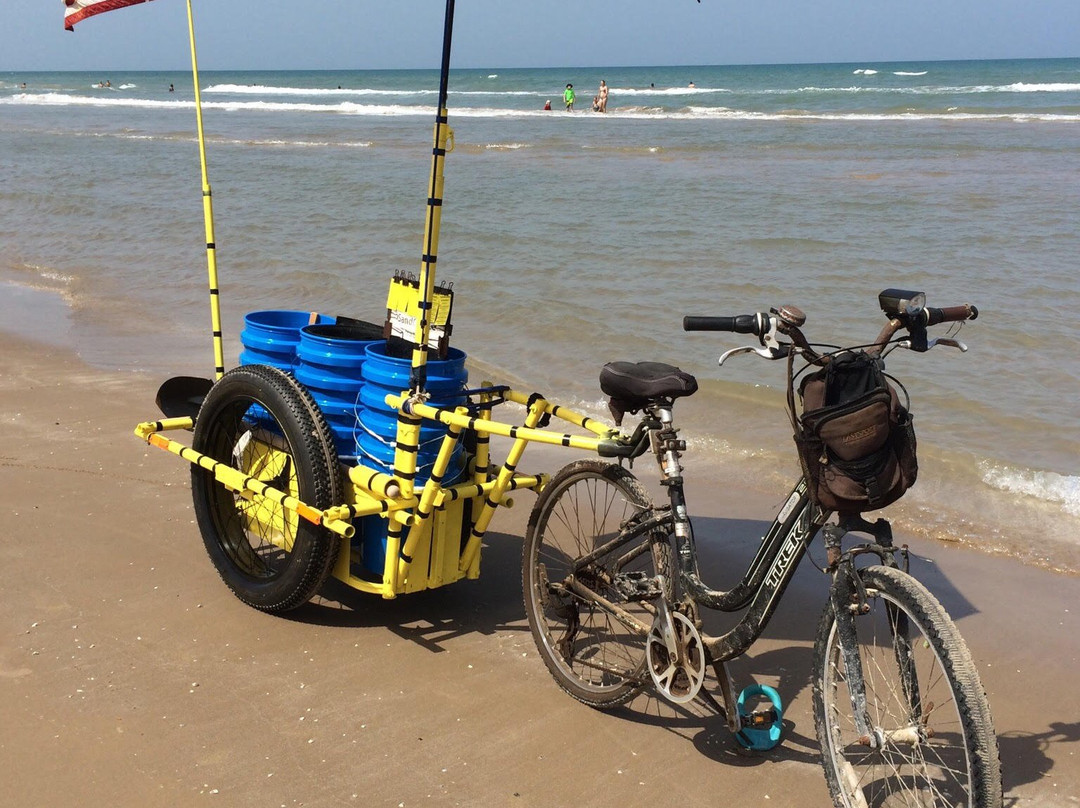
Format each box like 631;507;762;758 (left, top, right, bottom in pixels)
1;330;1078;807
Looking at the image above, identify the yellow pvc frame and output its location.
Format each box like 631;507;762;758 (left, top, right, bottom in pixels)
135;388;624;598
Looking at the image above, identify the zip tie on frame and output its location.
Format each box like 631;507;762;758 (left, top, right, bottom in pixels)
402;391;430;416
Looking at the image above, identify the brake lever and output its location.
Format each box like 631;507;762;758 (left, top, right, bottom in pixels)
719;343;790;366
931;337;968;352
893;337;968;354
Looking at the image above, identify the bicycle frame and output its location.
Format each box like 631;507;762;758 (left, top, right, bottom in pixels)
614;402;829;660
691;481;829;661
564;474;827;652
655;397;920;736
558;400;914;739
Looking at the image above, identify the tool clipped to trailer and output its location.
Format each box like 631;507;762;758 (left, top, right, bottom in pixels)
385;272;454;359
734;684;784;750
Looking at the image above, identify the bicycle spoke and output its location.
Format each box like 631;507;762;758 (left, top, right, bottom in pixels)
524;461;673;708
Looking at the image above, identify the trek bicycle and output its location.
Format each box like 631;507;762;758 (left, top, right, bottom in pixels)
522;289;1002;808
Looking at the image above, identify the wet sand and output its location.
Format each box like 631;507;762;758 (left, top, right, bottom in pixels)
1;330;1078;806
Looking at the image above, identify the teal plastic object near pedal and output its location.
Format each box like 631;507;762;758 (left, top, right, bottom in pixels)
735;684;784;750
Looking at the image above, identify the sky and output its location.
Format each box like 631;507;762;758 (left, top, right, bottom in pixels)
2;0;1079;72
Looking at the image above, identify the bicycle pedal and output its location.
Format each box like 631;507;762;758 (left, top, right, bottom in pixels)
744;708;779;728
734;684;784;751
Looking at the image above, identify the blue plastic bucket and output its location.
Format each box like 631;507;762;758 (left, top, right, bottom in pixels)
238;310;332;430
239;309;332;371
293;322;384;459
358;344;468;574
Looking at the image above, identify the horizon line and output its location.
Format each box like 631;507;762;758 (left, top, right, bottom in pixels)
4;54;1079;74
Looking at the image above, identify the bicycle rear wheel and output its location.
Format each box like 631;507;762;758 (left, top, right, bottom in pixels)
813;565;1002;808
523;460;673;708
191;365;342;613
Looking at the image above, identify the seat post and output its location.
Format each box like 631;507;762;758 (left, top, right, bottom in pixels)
649;403;693;548
650;404;680;479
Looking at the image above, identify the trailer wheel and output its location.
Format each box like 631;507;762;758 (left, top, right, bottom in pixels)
191;365;342;613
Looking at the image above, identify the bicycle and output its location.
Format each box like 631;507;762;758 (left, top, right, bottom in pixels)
522;289;1003;808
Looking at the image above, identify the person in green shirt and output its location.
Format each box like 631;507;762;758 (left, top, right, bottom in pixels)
563;83;576;111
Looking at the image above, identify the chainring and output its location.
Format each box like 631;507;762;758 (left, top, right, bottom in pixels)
646;609;706;704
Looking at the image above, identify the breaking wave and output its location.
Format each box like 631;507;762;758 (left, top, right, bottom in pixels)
981;463;1080;517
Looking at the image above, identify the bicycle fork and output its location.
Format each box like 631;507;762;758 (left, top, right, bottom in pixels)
825;518;919;751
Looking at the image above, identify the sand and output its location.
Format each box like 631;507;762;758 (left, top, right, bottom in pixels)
1;330;1078;807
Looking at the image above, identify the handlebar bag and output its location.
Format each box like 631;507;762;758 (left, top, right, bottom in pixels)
792;351;917;514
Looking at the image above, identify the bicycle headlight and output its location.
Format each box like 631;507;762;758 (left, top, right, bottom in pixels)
878;289;926;319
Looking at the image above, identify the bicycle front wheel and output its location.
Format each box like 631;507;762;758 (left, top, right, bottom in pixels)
813;565;1002;808
523;460;673;708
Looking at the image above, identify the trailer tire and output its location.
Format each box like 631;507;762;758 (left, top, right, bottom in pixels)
191;365;342;613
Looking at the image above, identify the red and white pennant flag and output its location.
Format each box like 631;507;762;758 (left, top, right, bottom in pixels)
64;0;156;31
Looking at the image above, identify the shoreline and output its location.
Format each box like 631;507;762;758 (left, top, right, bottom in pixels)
4;275;1077;578
1;328;1079;804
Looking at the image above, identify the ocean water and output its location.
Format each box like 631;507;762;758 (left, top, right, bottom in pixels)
2;60;1078;571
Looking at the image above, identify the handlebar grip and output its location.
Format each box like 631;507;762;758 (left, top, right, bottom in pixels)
683;314;762;334
925;304;978;326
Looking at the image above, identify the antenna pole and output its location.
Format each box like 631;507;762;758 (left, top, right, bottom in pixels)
187;0;225;380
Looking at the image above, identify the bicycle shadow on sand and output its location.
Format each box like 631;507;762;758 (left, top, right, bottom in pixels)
282;510;996;777
607;643;825;770
997;721;1080;805
289;507;981;645
291;511;832;766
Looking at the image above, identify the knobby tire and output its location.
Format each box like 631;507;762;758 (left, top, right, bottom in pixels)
813;565;1002;808
191;364;342;613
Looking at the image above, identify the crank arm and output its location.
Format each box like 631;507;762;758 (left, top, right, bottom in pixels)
653;587;681;658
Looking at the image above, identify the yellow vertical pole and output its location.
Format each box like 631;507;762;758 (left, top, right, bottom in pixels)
186;0;225;380
392;411;421;501
397;412;465;583
410;114;450;388
382;521;404;598
409;0;456;395
472;384;493;485
458;399;547;575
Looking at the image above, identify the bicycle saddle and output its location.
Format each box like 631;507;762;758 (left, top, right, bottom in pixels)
600;361;698;424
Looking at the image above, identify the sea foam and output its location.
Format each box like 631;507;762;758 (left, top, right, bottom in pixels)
981;463;1080;516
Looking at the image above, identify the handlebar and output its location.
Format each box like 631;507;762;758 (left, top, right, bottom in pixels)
685;293;978;364
925;304;978;326
682;314;767;335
